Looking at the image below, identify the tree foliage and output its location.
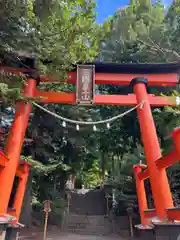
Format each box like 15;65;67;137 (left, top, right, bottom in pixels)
99;0;180;63
0;0;108;102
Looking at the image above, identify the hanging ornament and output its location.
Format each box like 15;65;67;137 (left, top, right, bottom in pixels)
139;101;145;109
62;121;66;127
93;125;97;131
176;96;180;105
139;103;143;109
106;123;110;129
76;124;80;131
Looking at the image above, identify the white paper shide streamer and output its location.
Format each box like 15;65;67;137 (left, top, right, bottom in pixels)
33;100;145;131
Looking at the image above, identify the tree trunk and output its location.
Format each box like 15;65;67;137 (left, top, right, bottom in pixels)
52;175;58;200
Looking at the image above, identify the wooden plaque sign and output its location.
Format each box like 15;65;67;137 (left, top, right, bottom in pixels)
43;200;52;213
76;65;95;105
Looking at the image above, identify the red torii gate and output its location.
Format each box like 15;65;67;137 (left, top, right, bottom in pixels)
0;61;180;231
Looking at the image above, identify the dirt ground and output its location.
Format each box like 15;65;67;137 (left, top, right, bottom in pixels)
46;233;126;240
18;225;129;240
18;233;127;240
18;228;127;240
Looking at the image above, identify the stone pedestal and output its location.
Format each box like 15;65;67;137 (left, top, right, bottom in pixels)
0;224;8;240
135;227;156;240
4;228;18;240
154;223;180;240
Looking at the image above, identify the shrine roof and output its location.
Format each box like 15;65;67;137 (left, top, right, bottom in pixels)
72;62;180;74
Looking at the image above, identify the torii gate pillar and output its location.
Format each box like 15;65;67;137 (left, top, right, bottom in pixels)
132;78;174;219
133;164;148;225
0;78;36;216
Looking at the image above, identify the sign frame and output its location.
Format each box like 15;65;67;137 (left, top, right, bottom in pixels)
76;64;95;105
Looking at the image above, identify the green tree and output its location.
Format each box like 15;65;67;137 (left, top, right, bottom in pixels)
0;0;108;102
99;0;180;63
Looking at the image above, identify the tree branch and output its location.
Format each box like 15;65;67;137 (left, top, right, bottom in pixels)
137;37;180;61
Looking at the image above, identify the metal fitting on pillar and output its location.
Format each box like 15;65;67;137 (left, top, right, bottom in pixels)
130;77;150;94
24;71;41;86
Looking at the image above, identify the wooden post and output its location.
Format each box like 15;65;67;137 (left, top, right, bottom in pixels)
13;163;31;220
127;208;135;238
129;216;133;238
67;192;71;214
133;165;148;225
43;200;51;240
43;212;49;240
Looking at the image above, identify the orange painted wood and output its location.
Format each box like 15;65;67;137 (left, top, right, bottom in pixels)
93;73;178;86
13;163;30;220
7;207;16;217
35;90;76;104
0;79;36;216
16;168;24;179
138;168;149;181
156;151;179;169
167;208;180;221
139;151;180;179
172;128;180;159
16;162;31;178
41;72;178;86
95;94;177;106
133;165;148;225
0;66;178;86
34;90;176;106
138;151;179;178
0;152;8;167
95;94;136;106
133;82;174;219
144;209;157;218
137;164;148;169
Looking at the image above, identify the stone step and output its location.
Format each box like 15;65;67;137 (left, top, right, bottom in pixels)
61;214;130;237
67;229;129;237
66;221;109;225
67;226;110;230
65;214;109;220
67;225;108;228
68;189;106;215
67;229;111;234
65;221;110;226
67;223;110;227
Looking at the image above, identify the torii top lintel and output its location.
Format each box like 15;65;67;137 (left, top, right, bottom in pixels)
41;62;180;86
1;61;180;86
1;60;180;107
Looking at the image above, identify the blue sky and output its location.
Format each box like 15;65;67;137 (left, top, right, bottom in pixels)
96;0;173;24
